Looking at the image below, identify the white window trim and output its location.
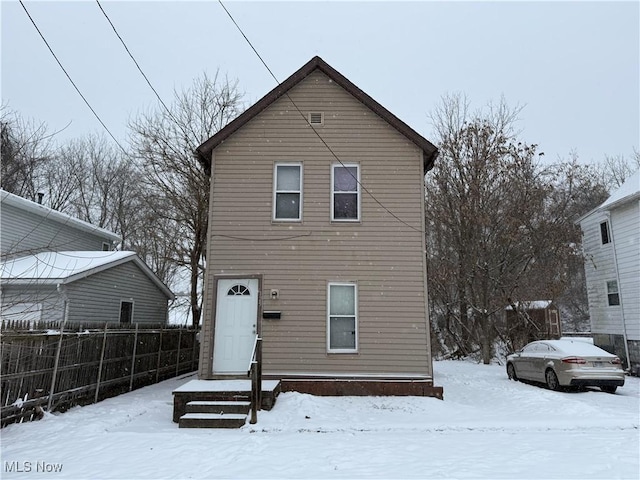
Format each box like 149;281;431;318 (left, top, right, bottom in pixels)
119;299;134;324
605;280;620;307
599;220;611;245
273;162;303;222
330;163;361;222
327;282;358;353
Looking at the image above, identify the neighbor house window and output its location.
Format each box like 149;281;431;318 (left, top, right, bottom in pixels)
606;280;620;306
102;242;111;251
331;164;360;221
327;283;357;352
600;221;611;245
273;163;302;221
120;300;133;324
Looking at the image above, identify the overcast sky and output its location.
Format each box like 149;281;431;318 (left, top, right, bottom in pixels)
2;1;638;164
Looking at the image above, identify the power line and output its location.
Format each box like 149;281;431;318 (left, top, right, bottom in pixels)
217;0;424;234
18;0;127;155
94;0;177;125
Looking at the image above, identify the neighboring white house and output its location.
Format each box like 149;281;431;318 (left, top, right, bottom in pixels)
1;190;174;326
577;170;640;374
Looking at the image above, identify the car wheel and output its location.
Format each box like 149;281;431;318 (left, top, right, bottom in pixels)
545;369;561;391
601;385;617;394
507;363;518;381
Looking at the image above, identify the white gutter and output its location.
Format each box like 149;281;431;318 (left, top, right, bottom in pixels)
605;211;631;371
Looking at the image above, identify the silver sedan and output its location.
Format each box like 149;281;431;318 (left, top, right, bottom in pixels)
506;340;625;393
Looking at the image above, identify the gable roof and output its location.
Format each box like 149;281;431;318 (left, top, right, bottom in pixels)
1;251;174;299
599;169;640;210
577;169;640;224
0;189;121;243
196;56;438;174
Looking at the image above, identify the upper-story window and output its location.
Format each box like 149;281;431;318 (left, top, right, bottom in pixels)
273;163;302;221
102;242;111;251
331;164;360;221
600;221;611;245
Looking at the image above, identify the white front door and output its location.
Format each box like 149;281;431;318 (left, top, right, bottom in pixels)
212;278;259;374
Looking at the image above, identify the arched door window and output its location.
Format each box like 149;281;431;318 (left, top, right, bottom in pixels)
227;284;250;296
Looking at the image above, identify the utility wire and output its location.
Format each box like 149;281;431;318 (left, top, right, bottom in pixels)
18;0;127;155
95;0;178;126
218;0;423;233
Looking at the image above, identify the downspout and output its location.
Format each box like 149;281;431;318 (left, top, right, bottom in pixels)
605;211;631;371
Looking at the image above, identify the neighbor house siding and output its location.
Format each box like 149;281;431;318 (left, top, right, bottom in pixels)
64;261;169;324
0;285;65;323
200;70;431;378
611;201;640;340
1;202;113;258
582;200;640;341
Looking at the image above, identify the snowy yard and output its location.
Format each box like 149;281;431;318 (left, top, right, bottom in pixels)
1;360;638;479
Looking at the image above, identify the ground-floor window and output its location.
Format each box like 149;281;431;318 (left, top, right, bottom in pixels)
327;283;357;352
606;280;620;306
120;300;133;324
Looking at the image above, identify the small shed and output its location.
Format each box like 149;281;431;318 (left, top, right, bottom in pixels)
505;300;562;350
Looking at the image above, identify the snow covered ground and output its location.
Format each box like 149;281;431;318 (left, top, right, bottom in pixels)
1;360;638;479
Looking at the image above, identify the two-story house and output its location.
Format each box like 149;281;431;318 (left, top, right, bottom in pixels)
1;190;173;326
194;56;442;396
577;170;640;375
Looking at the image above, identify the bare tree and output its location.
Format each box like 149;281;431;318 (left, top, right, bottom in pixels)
1;108;57;199
426;94;607;363
128;72;243;326
596;151;640;190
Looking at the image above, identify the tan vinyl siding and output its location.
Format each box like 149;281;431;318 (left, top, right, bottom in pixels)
201;70;431;378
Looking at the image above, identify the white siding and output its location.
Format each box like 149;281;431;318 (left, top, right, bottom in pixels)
581;199;640;341
1;202;114;258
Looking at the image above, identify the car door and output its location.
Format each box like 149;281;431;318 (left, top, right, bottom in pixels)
516;343;537;380
530;343;550;383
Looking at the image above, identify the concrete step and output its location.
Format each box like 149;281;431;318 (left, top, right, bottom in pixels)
179;413;247;429
186;401;250;415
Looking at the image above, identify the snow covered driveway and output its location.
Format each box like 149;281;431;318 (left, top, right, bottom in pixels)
2;360;638;479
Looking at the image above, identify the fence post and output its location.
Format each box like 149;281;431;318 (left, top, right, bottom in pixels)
175;327;182;376
155;327;164;383
94;323;109;403
191;329;198;371
129;323;139;391
46;324;65;412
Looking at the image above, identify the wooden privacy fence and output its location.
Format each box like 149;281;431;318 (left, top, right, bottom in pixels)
1;323;199;427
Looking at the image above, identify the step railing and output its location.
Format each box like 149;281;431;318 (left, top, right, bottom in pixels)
247;335;262;424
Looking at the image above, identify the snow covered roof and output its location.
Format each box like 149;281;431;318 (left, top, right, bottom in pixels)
0;190;121;242
577;169;640;224
600;168;640;209
1;251;174;299
505;300;553;311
